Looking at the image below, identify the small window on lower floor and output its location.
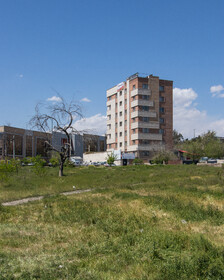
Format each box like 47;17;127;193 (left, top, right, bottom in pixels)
120;142;122;147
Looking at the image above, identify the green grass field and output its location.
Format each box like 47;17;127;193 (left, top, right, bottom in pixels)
0;165;224;279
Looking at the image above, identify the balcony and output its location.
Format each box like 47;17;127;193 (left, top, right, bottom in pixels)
131;133;162;141
131;100;154;107
131;88;151;97
131;111;157;119
131;121;159;129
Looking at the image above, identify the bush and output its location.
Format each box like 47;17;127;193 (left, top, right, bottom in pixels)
49;157;59;167
152;150;177;164
31;156;46;175
133;158;144;165
0;159;18;181
106;152;117;166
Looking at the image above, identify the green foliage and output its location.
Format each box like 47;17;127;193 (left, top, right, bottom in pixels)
31;155;46;175
133;158;144;165
106;152;117;166
49;157;59;167
152;150;177;164
173;129;184;146
0;159;19;181
181;131;224;159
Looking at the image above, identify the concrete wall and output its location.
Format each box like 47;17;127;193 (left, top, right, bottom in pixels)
83;152;109;163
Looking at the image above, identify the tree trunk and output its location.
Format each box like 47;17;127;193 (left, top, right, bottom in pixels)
59;160;64;177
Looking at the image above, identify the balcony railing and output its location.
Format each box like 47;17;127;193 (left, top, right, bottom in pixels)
131;88;151;97
131;100;154;107
131;111;157;119
131;133;162;141
131;121;159;129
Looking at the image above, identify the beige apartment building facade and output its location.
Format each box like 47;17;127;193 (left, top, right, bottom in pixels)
106;73;173;162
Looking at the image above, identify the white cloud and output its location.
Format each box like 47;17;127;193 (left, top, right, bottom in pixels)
47;96;62;102
80;97;91;102
16;74;23;78
73;114;107;135
173;88;197;107
210;84;224;98
173;87;224;138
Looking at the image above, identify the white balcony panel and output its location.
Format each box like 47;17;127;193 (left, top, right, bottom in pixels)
131;88;151;97
137;144;163;151
131;100;154;107
131;111;157;118
131;121;159;129
131;133;162;141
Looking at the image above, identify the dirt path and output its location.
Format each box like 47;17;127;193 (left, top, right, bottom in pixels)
1;189;93;206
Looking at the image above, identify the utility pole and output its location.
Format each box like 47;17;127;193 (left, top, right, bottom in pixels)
193;129;196;138
13;135;15;159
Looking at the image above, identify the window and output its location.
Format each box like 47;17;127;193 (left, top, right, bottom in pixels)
142;84;148;89
107;124;111;129
141;106;149;111
115;143;117;148
133;107;136;112
120;121;122;126
159;107;165;113
132;140;135;145
159;96;165;102
159;85;164;92
115;113;118;118
142;128;150;133
107;134;111;139
125;141;127;146
159;129;164;134
115;103;118;108
125;130;127;136
115;123;117;128
160;118;164;124
120;132;122;137
141;140;150;145
109;96;111;100
132;118;136;123
115;133;117;138
125;109;127;115
108;115;111;120
107;105;111;110
133;85;136;90
125;120;127;126
142;151;149;157
120;91;122;96
125;89;127;94
125;99;127;105
120;101;122;106
133;129;136;134
133;96;136;101
142;95;149;100
119;111;122;116
142;117;149;122
0;147;2;155
109;144;111;149
120;142;122;147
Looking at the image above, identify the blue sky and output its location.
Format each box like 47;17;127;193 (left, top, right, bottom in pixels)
0;0;224;138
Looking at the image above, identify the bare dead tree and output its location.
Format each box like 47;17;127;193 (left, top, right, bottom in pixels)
29;97;82;176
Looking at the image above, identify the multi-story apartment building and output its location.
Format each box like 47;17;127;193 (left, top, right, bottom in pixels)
106;73;173;162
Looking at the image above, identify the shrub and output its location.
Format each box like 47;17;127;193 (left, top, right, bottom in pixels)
31;156;46;175
133;158;144;165
152;150;177;164
49;157;59;167
106;152;117;166
0;159;17;181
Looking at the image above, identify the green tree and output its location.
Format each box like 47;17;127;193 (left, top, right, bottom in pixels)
106;152;117;166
